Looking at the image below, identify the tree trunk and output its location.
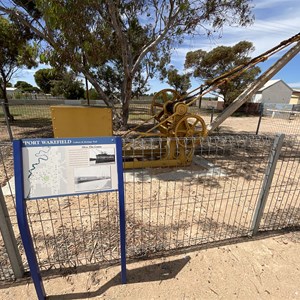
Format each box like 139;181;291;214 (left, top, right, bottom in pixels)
122;100;130;129
1;85;14;122
121;77;133;130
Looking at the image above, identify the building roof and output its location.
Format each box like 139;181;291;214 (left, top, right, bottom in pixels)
257;79;292;92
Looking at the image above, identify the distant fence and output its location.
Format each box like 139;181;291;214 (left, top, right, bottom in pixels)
0;99;215;141
257;108;300;136
2;100;300;141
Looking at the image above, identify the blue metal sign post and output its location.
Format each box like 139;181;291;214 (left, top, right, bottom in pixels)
116;137;127;284
13;139;46;300
13;137;126;299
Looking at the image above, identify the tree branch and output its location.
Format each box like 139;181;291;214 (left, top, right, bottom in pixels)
132;3;181;74
106;2;132;78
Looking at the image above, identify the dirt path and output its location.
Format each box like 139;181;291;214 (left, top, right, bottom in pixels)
1;230;299;300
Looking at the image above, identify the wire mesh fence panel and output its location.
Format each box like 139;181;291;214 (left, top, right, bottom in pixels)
1;102;55;141
128;103;153;124
259;109;300;136
0;132;300;279
257;108;300;230
0;143;21;281
25;192;121;271
0;143;18;237
122;135;275;258
259;135;300;230
0;233;15;281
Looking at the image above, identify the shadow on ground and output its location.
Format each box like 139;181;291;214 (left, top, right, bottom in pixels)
48;256;191;299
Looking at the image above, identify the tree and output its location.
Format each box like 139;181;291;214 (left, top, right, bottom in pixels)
51;72;85;99
88;88;100;100
35;68;84;98
0;16;37;121
1;1;254;127
167;66;191;95
15;80;31;89
185;41;261;107
34;68;62;94
14;80;39;93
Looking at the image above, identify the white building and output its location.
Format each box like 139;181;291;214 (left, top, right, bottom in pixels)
216;79;294;112
5;87;19;99
251;79;293;104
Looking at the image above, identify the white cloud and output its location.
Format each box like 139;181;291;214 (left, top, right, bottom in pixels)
178;0;300;55
254;0;295;9
155;0;300;92
288;82;300;88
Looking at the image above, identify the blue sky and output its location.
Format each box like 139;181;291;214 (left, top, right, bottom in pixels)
12;0;300;93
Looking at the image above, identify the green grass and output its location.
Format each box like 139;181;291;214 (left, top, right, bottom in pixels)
7;105;52;119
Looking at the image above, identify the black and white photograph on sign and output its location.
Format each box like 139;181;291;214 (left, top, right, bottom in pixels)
89;147;115;165
74;165;112;192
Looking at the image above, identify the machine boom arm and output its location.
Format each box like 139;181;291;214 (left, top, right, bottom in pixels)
207;41;300;133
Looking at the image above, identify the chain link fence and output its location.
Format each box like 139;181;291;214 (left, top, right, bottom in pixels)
1;100;215;141
0;100;299;281
257;105;300;136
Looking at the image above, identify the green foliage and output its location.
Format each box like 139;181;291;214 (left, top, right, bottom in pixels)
13;0;42;18
34;68;62;93
51;77;85;100
88;88;100;100
15;80;40;93
15;80;32;89
2;0;254;126
0;15;37;120
167;66;191;94
185;41;261;106
0;17;37;72
34;68;84;99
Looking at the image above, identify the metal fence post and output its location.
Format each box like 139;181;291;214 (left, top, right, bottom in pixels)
1;102;13;142
210;107;215;123
0;187;24;278
255;103;264;135
250;134;285;235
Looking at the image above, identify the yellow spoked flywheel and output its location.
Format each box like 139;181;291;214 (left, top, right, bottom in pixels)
151;89;181;122
175;114;207;145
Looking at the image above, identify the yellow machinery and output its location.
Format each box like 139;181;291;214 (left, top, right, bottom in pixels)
122;32;300;169
123;89;208;169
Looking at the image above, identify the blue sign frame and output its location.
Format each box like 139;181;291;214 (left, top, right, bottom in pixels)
13;137;127;300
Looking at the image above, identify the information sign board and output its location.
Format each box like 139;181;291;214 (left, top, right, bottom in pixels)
21;137;119;199
13;136;126;300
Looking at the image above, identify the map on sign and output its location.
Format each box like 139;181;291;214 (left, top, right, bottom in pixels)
22;138;118;199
